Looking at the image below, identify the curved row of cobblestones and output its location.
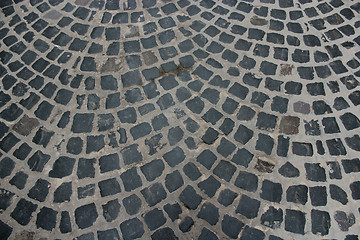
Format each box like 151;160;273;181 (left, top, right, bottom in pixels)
0;0;359;239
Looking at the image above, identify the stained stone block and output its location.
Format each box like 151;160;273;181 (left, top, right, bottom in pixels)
87;94;100;110
279;116;299;134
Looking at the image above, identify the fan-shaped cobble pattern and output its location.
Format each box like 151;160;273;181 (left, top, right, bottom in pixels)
0;0;359;239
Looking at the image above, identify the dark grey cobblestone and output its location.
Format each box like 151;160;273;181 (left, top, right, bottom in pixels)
0;0;359;239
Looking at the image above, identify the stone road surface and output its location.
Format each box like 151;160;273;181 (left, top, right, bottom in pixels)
0;0;359;239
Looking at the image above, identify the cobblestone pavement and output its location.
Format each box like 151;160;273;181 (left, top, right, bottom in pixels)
0;0;359;239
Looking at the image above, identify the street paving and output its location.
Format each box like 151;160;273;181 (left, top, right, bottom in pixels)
0;0;360;239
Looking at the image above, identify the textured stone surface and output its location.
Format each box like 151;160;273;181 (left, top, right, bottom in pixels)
0;0;359;239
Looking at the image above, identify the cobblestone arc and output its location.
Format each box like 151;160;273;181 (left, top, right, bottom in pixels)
0;0;360;239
